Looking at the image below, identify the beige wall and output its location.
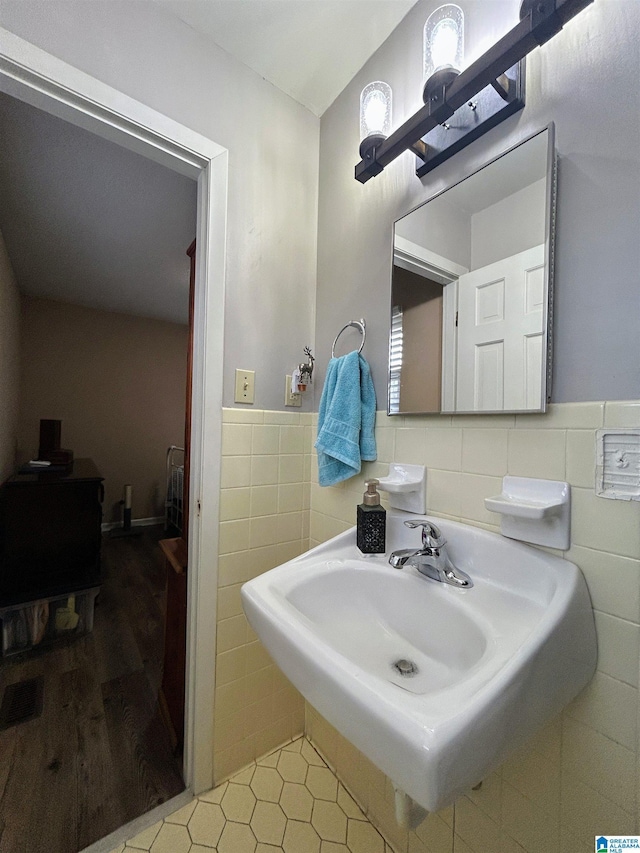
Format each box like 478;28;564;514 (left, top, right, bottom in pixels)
19;295;187;521
0;229;20;483
308;401;640;852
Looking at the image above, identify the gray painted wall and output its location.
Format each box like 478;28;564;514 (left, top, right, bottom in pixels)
315;0;640;406
0;0;320;411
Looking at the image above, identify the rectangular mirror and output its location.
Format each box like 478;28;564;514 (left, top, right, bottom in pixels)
389;125;556;415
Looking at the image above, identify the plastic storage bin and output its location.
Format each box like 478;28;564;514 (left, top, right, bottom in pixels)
0;586;99;657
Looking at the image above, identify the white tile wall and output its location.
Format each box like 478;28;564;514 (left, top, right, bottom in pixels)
306;400;640;853
214;408;311;784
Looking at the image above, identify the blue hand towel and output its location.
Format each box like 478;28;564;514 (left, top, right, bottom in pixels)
315;351;377;487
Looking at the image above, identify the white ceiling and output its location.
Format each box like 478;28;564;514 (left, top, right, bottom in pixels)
155;0;420;116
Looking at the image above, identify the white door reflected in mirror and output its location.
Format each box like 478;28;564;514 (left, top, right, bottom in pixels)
454;244;545;411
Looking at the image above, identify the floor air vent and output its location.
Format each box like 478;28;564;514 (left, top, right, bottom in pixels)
0;676;44;729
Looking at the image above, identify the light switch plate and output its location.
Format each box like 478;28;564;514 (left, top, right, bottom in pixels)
285;375;301;407
234;369;255;404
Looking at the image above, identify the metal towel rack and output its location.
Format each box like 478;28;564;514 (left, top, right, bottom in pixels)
331;318;366;358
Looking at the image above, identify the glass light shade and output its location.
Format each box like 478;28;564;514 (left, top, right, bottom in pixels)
359;81;392;141
424;4;464;79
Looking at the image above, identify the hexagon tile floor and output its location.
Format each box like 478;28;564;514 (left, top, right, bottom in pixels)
108;736;393;853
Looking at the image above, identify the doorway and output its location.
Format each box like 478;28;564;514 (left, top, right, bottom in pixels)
0;26;226;848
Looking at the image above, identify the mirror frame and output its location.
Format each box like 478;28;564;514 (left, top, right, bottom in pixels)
388;123;557;416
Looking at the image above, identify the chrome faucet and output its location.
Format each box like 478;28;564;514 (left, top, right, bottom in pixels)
389;520;473;588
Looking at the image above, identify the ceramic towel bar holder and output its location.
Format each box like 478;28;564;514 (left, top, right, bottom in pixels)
485;476;571;549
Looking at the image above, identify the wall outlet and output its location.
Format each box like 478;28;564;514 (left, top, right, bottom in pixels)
285;375;301;407
234;369;255;404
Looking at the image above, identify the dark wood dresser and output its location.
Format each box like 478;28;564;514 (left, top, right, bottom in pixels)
0;458;104;606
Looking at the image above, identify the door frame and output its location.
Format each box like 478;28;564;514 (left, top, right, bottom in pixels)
0;28;226;796
392;236;468;412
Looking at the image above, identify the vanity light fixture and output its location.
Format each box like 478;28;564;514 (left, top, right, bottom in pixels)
355;0;594;183
359;81;392;162
423;4;464;83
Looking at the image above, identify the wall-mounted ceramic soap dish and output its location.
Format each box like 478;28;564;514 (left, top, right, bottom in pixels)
377;463;426;514
485;476;570;549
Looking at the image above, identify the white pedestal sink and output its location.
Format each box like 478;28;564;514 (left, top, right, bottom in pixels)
241;512;596;813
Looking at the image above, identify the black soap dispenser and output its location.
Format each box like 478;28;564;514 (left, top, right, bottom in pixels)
357;479;386;554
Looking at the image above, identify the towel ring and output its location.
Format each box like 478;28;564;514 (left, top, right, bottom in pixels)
331;319;366;358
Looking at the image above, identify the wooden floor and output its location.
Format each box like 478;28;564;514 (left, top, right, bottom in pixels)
0;526;185;853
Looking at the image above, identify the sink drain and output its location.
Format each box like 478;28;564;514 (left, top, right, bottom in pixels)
393;658;419;677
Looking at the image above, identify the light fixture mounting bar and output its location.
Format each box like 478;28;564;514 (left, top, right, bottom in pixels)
355;0;594;183
415;61;524;178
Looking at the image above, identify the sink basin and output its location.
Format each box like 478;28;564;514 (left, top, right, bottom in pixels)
241;512;596;812
286;564;487;695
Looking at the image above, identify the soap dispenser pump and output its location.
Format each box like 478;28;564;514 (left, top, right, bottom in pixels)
357;479;386;554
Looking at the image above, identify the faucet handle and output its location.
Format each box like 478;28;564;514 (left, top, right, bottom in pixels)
404;519;446;549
